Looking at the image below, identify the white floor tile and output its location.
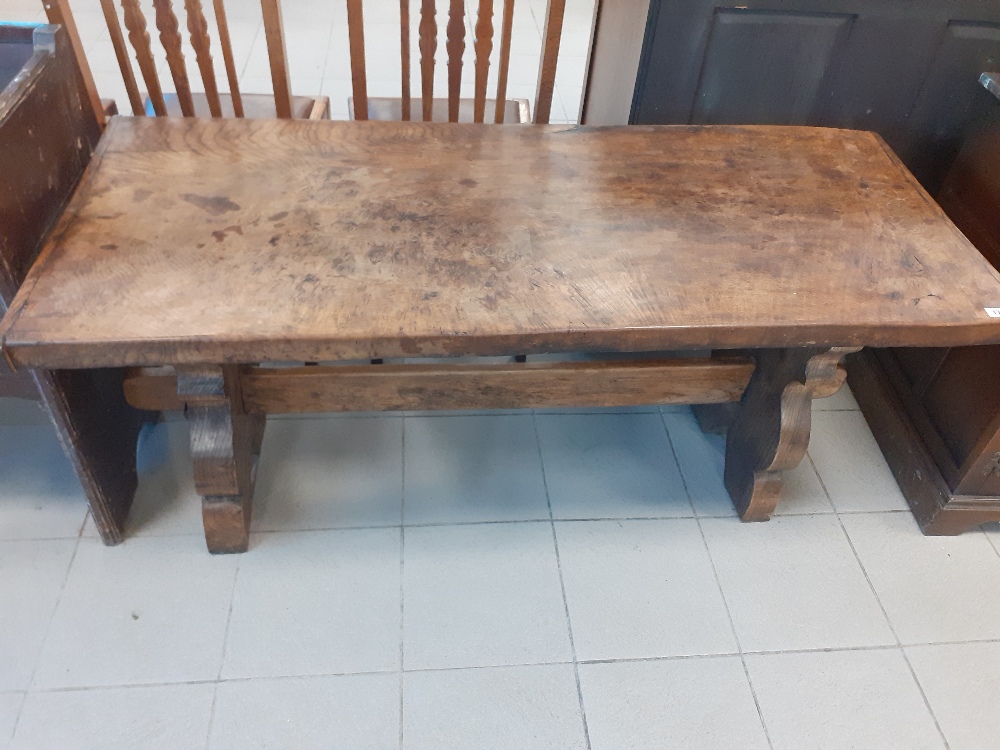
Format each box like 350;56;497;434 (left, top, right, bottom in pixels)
403;522;571;670
255;417;403;531
83;421;202;538
702;515;894;652
746;649;945;750
813;383;860;411
12;683;215;750
0;400;48;426
0;694;21;750
663;410;833;516
222;528;401;678
0;540;76;691
907;642;1000;750
403;415;549;524
843;512;1000;644
403;664;586;750
809;411;907;512
209;673;399;750
0;425;88;541
663;410;733;516
536;413;692;519
33;536;237;689
580;657;769;750
556;519;737;660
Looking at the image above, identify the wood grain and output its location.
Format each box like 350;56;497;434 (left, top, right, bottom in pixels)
346;0;368;120
213;0;243;117
446;0;465;122
494;0;514;123
534;0;565;124
123;357;755;412
473;0;493;123
261;0;293;119
43;0;105;127
99;0;145;116
7;119;1000;370
419;0;436;121
152;0;195;116
184;0;223;117
177;364;264;554
725;347;858;521
400;0;410;120
120;0;167;115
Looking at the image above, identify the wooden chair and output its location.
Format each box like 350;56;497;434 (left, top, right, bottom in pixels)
344;0;566;124
97;0;329;120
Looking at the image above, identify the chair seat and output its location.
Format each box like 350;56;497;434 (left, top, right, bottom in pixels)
143;92;320;119
350;96;530;123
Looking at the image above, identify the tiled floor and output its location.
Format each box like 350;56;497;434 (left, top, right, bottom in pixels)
6;2;1000;747
3;389;1000;749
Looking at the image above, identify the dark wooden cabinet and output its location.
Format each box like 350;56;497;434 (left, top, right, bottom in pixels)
632;0;1000;193
849;76;1000;533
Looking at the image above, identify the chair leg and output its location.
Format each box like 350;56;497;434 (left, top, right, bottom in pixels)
177;365;264;554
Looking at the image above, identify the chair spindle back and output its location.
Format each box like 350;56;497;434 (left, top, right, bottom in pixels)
347;0;566;124
101;0;294;119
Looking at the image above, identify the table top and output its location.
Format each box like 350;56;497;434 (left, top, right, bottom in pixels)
5;117;1000;368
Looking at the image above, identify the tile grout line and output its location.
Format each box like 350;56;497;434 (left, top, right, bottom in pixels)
11;531;84;741
980;526;1000;559
658;409;775;750
531;410;592;750
202;550;243;750
398;417;406;750
811;452;953;750
34;639;1000;697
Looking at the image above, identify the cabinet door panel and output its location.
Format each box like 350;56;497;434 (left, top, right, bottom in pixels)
691;10;854;125
902;22;1000;190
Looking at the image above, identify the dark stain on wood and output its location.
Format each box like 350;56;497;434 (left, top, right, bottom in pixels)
180;192;241;215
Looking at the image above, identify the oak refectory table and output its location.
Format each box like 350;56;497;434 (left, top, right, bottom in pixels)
4;117;1000;553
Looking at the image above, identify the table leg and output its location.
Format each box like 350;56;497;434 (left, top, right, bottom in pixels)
177;365;265;554
724;347;859;521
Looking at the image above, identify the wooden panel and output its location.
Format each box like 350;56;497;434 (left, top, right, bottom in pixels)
920;346;1000;490
7;120;1000;369
691;9;854;125
42;0;105;128
124;358;755;412
0;25;98;303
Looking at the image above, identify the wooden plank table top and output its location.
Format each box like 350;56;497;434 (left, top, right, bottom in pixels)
4;117;1000;369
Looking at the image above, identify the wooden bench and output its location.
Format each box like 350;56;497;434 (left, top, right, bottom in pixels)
0;23;150;545
4;118;1000;553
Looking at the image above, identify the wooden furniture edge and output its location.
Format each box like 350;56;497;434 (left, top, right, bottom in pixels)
124;356;755;413
847;348;1000;534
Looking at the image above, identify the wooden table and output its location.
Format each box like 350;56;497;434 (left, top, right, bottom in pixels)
5;117;1000;553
